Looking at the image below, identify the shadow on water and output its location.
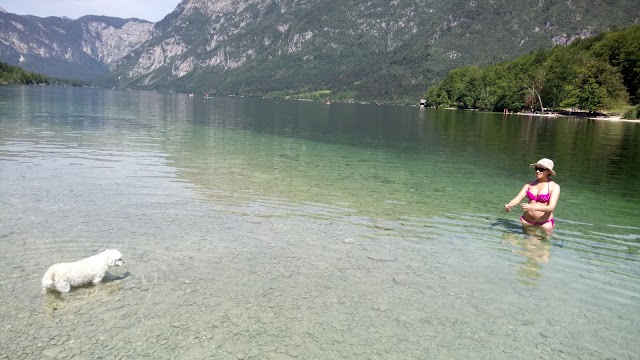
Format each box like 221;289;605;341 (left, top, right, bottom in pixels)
41;271;130;320
491;218;524;233
104;270;132;282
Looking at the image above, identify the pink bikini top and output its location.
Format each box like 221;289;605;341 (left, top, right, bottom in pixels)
526;181;551;203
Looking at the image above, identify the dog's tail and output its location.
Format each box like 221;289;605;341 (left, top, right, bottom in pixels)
41;269;55;291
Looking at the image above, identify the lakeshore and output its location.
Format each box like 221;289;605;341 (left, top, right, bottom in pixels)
425;105;640;122
516;111;640;122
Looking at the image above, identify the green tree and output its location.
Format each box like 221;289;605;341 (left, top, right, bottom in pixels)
0;62;85;86
424;86;451;107
541;49;575;108
422;25;639;112
561;56;628;112
591;25;640;101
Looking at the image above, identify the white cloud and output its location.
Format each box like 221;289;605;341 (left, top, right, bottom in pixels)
0;0;181;22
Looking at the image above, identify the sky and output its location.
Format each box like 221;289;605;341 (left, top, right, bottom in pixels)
0;0;181;22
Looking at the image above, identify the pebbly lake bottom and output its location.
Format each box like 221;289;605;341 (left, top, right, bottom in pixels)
1;144;638;360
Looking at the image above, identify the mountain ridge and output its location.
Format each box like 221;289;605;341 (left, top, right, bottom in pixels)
0;13;153;80
1;0;639;103
103;0;640;103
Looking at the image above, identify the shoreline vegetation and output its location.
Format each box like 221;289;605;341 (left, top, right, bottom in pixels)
0;62;86;87
421;25;640;120
4;25;639;123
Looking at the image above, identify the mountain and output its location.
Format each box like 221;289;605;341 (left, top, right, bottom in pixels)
104;0;640;103
0;13;153;81
1;1;639;103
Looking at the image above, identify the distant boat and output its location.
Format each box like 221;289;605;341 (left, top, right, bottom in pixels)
204;93;213;99
188;93;194;97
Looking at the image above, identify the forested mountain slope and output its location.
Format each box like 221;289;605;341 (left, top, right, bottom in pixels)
422;25;640;114
0;62;85;86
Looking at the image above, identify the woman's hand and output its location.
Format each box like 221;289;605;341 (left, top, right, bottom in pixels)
504;204;512;212
520;203;534;211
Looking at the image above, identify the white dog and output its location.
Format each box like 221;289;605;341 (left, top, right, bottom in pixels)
42;249;125;293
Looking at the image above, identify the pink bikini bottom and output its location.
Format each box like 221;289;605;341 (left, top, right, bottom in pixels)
521;216;555;227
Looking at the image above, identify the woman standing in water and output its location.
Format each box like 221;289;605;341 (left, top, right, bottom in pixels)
505;158;560;236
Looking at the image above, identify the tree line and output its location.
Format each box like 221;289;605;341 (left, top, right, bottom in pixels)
0;62;86;87
422;24;640;117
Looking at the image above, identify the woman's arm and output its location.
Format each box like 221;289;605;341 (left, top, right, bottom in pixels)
520;184;561;212
505;184;529;212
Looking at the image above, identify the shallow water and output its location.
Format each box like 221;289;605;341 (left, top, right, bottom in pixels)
0;85;639;359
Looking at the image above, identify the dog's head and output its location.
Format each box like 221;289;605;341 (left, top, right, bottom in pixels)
103;249;124;266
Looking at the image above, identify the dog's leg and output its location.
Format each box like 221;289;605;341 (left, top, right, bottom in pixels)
57;282;71;293
92;274;105;285
42;271;55;291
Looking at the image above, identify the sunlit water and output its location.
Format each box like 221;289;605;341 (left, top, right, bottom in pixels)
1;85;639;359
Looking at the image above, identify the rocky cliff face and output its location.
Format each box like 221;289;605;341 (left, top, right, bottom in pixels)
82;19;154;66
0;13;153;80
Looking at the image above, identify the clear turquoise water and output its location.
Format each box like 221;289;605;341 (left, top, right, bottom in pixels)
1;85;639;359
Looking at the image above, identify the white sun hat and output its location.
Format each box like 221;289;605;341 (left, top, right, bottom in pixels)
530;158;556;176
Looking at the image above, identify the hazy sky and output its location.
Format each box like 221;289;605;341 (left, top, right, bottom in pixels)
0;0;181;22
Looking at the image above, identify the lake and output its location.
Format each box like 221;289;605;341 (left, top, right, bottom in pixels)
1;85;639;359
